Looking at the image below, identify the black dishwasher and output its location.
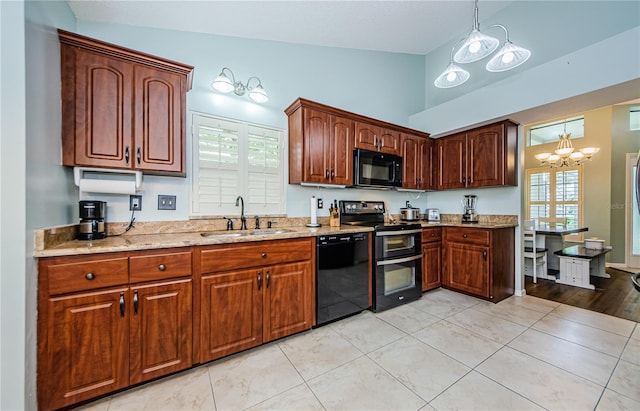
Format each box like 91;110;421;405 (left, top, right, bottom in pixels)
316;232;370;326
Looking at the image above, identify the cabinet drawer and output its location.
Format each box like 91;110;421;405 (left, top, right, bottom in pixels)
444;227;490;246
47;257;129;295
200;238;313;273
422;228;442;243
130;251;192;282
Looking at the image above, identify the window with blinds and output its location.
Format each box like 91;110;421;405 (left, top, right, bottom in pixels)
191;113;285;216
525;166;583;240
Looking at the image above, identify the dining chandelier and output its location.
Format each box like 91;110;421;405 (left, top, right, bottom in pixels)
211;67;269;103
534;121;600;168
434;0;531;88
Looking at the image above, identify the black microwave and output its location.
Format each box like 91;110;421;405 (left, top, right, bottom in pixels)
353;149;402;188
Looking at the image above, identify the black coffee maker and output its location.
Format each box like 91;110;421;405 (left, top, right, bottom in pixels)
78;201;106;240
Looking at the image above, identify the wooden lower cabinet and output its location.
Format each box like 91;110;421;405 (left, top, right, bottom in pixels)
422;228;442;291
200;269;263;361
442;227;514;302
38;249;193;410
198;239;314;363
45;287;129;410
129;279;192;385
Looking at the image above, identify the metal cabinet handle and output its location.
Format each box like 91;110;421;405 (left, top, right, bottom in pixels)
261;252;267;258
119;292;125;317
266;271;271;288
330;169;335;179
483;250;487;260
158;264;166;271
136;147;141;165
125;146;130;165
325;169;329;180
430;233;435;237
257;272;262;290
133;290;139;314
85;272;95;280
463;234;468;238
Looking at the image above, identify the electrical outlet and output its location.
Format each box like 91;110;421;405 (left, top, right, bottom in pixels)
158;195;176;210
317;198;323;209
129;195;142;211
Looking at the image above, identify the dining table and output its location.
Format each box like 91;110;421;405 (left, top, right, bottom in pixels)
534;225;589;271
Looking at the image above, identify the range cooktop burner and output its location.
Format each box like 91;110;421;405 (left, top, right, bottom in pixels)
339;200;422;231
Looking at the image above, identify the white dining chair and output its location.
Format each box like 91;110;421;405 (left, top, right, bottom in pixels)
524;220;547;283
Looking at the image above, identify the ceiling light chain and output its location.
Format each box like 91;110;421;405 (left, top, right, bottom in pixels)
211;67;269;103
434;0;531;88
534;120;600;168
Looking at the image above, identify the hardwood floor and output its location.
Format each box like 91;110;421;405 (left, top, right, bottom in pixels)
525;267;640;322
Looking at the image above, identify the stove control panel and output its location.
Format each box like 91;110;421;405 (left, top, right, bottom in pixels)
340;200;386;215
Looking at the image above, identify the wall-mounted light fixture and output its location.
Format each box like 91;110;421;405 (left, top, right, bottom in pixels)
211;67;269;103
434;0;531;88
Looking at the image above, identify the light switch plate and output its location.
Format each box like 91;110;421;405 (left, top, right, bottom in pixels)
158;195;176;210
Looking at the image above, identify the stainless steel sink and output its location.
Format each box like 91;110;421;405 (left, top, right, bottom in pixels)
200;232;245;238
249;229;293;235
200;228;294;238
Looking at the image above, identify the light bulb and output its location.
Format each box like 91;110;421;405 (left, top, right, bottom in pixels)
446;72;456;82
469;41;481;53
501;52;514;64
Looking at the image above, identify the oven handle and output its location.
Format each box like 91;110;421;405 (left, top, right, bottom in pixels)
376;254;422;266
376;229;423;236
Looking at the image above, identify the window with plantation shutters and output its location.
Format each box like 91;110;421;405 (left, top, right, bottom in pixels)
191;113;285;216
525;166;583;241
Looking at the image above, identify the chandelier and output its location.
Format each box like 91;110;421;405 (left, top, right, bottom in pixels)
534;121;599;167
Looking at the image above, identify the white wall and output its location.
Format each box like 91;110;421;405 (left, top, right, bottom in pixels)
1;2;26;409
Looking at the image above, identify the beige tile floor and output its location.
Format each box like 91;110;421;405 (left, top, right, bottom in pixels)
75;289;640;411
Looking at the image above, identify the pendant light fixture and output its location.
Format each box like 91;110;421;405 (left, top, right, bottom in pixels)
453;0;499;64
434;0;531;89
211;67;269;103
485;24;531;72
434;44;471;88
534;120;600;167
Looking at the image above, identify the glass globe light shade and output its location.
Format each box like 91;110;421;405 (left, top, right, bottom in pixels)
248;84;269;103
548;154;560;163
453;29;499;63
555;147;574;156
570;152;585;161
434;63;470;88
485;41;531;72
535;153;551;161
580;147;600;156
211;73;234;93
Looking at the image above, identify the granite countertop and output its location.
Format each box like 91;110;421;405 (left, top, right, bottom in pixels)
34;214;518;258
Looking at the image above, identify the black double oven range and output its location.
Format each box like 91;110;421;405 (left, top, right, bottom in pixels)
340;200;422;312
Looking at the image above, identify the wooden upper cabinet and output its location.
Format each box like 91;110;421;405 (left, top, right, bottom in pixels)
402;134;434;190
355;123;399;155
436;120;518;190
287;103;354;186
436;132;467;190
59;29;193;176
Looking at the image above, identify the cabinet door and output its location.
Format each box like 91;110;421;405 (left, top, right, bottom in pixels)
419;138;435;190
436;133;466;190
422;243;442;291
129;279;192;384
263;261;313;342
71;49;133;168
443;242;490;298
401;135;419;189
200;270;263;362
378;128;400;155
354;123;380;152
467;123;504;187
133;65;185;174
45;287;129;410
303;109;330;183
329;115;354;185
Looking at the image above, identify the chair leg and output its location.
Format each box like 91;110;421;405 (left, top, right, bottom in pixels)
533;260;537;284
